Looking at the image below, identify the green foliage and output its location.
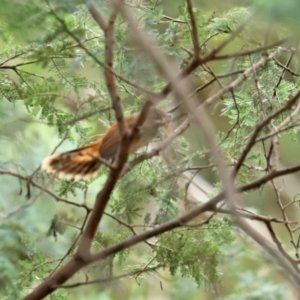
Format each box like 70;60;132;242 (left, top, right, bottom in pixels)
220;239;293;300
156;218;234;288
252;0;300;29
0;222;25;299
220;55;300;185
0;0;299;299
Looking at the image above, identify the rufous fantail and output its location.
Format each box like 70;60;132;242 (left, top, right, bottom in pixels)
42;106;170;180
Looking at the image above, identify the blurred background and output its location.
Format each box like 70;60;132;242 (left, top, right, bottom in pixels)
1;0;300;299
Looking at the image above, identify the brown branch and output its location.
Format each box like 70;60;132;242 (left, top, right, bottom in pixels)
238;163;300;192
24;159;300;299
0;51;27;66
0;56;77;69
87;3;107;31
135;256;157;285
51;58;76;88
186;0;200;57
273;57;300;77
212;39;287;60
22;4;300;299
102;9;126;135
57;262;165;289
75;5;127;255
261;101;300;141
115;4;273;226
192;78;216;95
161;11;252;97
265;222;299;270
88;193;223;263
24;130;132;299
233;88;300;177
88;160;300;271
48;5;152;96
107;8;300;288
122;117;191;175
255;121;300;143
270;179;299;257
19;258;62;285
199;50;281;112
273;52;294;98
212;207;297;224
162;15;187;24
49;209;91;276
103;212;155;250
27;128;72;198
13;67;31;88
0;169;91;210
63;106;111;125
190;70;245;96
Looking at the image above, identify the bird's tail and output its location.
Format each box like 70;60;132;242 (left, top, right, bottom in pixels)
42;142;102;181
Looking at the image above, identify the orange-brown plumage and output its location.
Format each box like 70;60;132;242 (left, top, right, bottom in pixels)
42;107;170;180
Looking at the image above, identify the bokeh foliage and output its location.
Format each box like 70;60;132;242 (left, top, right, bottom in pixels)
0;0;300;299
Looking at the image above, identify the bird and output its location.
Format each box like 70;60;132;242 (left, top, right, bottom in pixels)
41;106;171;181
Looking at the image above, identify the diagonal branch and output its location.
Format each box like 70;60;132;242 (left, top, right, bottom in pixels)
233;88;300;177
186;0;200;57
